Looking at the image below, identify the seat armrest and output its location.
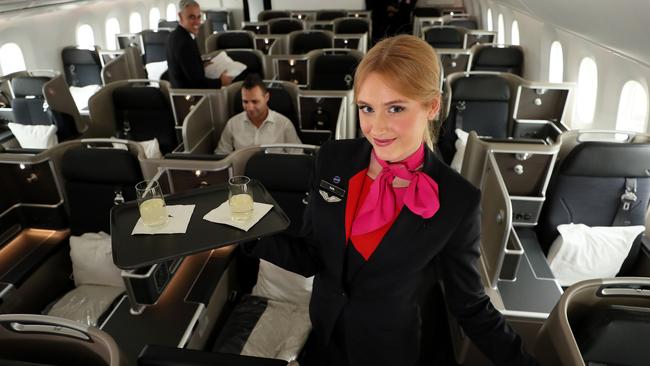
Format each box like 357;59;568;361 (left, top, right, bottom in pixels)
514;228;555;279
164;152;227;161
138;345;288;366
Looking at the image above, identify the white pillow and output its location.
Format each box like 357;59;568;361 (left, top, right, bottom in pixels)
69;85;101;111
69;232;125;289
450;128;468;173
145;61;168;81
240;298;311;362
252;259;313;307
8;122;58;149
205;52;247;79
547;223;645;286
47;284;124;327
138;138;163;159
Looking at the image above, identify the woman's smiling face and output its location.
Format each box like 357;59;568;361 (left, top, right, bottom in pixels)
357;72;439;162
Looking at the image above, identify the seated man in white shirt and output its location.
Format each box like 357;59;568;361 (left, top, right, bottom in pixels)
215;74;302;155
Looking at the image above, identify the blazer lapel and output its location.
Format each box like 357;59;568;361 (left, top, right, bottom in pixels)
317;140;372;269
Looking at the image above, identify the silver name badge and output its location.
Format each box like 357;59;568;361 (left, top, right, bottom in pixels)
319;179;345;198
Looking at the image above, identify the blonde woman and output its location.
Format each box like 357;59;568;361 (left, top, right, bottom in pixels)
252;35;536;366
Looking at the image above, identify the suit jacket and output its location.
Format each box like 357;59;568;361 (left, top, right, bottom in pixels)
254;138;535;366
166;25;221;89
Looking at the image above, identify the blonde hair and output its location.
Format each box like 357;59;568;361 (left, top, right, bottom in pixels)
353;35;441;147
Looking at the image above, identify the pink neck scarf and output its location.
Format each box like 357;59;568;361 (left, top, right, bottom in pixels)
351;144;440;236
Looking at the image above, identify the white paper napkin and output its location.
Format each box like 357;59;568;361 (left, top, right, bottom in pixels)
131;204;195;235
203;201;273;232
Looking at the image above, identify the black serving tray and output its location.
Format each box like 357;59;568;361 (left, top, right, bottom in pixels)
110;180;290;269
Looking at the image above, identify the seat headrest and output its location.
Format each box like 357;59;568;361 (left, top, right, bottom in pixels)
141;30;171;44
314;53;359;71
226;50;262;69
475;47;524;67
560;142;650;177
452;75;510;101
425;28;463;44
260;11;291;21
448;19;478;29
317;10;347;21
269;19;303;34
217;32;254;49
335;19;369;34
233;85;297;123
62;146;142;184
62;47;100;65
292;32;332;54
159;20;178;29
11;76;49;97
113;86;168;110
245;152;313;191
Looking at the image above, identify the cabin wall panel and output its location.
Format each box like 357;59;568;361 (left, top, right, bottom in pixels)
479;0;650;132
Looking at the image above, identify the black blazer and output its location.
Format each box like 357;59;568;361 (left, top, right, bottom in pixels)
253;138;535;366
166;26;221;89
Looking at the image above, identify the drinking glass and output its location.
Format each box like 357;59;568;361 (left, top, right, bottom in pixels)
135;180;168;227
228;176;253;222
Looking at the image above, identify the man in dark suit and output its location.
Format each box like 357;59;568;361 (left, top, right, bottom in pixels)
166;0;232;89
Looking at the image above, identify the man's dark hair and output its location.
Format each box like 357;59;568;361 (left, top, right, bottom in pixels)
242;73;267;94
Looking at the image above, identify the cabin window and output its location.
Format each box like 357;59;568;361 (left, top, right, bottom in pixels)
497;13;505;44
76;24;95;50
486;8;493;31
0;43;26;76
106;18;121;50
616;81;648;133
149;8;161;30
511;20;520;45
166;3;177;21
130;12;143;33
572;57;598;128
549;41;563;82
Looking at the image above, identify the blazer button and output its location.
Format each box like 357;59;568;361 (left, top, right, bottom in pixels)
341;291;347;298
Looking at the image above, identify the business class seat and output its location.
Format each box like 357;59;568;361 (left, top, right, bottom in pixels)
470;44;525;76
535;278;650;366
534;138;650;255
316;10;347;21
423;26;467;49
141;29;171;64
104;82;178;155
258;10;290;22
61;46;102;87
40;142;143;327
10;75;81;144
268;18;304;35
438;72;513;163
0;314;129;366
288;30;333;54
309;49;362;90
205;31;255;53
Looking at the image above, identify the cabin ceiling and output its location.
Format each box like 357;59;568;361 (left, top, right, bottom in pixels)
491;0;650;66
0;1;80;13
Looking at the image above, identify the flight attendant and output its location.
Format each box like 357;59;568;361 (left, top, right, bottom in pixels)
250;34;536;366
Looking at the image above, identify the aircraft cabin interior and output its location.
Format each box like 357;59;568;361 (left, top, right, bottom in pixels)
0;0;649;365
